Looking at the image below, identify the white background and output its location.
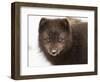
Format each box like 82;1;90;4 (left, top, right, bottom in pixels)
0;0;100;82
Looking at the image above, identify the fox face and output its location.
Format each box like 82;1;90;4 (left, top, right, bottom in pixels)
40;31;72;56
39;18;72;57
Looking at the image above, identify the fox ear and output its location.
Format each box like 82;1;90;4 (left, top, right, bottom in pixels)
63;19;69;28
39;18;48;33
62;19;71;32
39;18;47;27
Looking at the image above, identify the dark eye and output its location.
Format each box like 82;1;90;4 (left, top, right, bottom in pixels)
44;38;50;42
58;38;64;42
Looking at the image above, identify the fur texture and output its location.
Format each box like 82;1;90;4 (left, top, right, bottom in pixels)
39;18;87;65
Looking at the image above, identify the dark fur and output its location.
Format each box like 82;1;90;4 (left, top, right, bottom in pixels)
39;18;87;65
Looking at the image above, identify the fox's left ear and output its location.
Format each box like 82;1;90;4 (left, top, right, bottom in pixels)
62;19;71;32
63;19;69;28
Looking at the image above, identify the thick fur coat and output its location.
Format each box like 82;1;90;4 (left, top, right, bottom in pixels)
39;18;87;65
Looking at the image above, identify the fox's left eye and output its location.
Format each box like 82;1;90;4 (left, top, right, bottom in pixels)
44;38;50;42
58;38;65;42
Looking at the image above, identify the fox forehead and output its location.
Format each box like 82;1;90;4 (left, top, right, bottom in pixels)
42;31;67;39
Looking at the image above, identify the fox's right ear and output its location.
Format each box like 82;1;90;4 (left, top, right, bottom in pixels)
39;18;47;27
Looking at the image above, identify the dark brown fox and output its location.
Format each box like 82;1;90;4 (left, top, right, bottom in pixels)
39;18;87;65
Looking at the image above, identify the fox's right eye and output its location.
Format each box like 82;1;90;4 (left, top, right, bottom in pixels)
58;38;65;43
44;38;50;42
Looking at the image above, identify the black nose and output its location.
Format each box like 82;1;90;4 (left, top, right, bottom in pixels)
51;49;57;54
